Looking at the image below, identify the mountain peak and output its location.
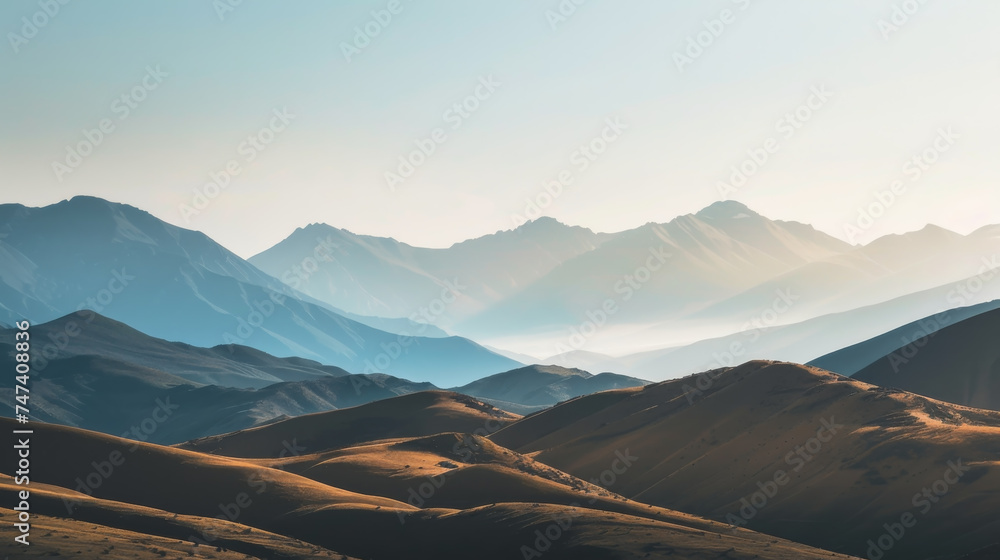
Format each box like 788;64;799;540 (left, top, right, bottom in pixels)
517;216;570;230
695;200;760;221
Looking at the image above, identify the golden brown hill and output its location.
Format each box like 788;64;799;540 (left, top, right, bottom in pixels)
0;417;410;529
0;418;859;559
256;432;726;530
178;390;518;457
491;360;1000;559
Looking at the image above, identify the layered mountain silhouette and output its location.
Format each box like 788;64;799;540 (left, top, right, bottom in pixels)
850;307;1000;411
2;196;998;559
810;300;1000;376
0;349;436;444
0;312;352;388
0;197;519;384
0;313;646;442
601;280;1000;382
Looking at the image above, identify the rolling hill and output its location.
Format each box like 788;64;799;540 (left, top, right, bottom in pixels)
451;364;648;414
491;360;1000;559
0;407;855;559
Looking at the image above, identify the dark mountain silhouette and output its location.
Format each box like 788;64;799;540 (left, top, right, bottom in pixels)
852;307;1000;411
810;300;1000;376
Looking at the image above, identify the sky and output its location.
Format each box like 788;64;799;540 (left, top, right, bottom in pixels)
1;0;999;258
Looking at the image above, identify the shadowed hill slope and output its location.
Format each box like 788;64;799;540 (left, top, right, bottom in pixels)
809;300;1000;377
853;307;1000;411
491;361;1000;559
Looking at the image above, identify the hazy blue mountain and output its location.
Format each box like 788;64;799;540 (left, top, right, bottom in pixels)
0;197;519;385
586;272;1000;381
249;217;607;324
851;307;1000;411
809;300;1000;376
454;201;852;341
250;200;1000;360
451;364;648;414
689;224;1000;329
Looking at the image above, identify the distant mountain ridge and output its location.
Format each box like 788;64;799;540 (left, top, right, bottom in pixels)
249;216;607;322
252;199;1000;362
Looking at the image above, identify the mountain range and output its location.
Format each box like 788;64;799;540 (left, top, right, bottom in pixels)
0;197;519;385
250;199;1000;371
6;196;1000;383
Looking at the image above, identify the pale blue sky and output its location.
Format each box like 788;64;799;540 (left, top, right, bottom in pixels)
2;0;999;257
